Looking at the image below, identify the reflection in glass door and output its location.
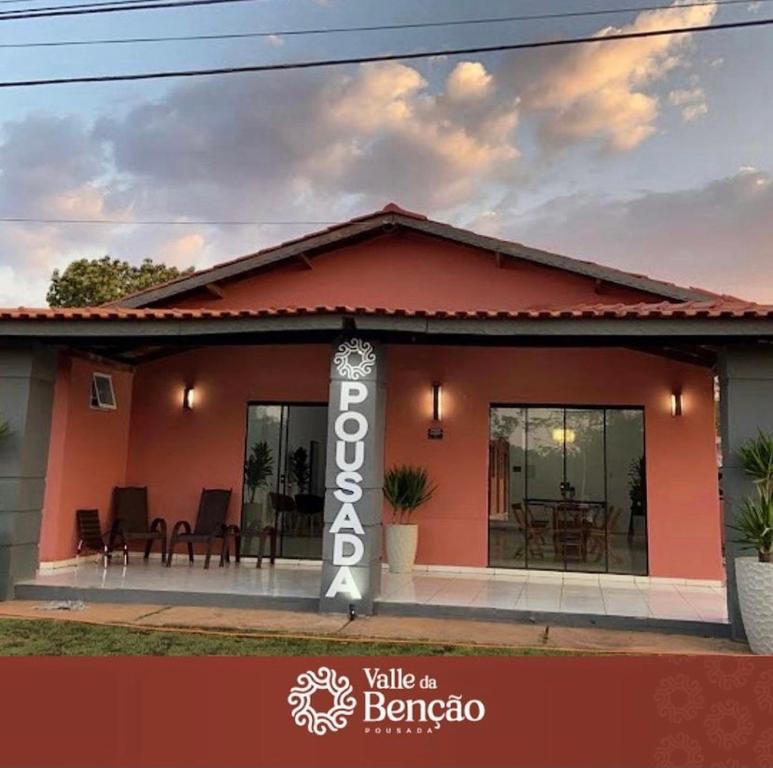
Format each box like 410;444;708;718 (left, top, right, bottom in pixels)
241;403;327;559
488;406;647;575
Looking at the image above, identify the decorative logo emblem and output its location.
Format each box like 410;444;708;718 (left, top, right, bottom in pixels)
288;666;357;735
334;338;376;380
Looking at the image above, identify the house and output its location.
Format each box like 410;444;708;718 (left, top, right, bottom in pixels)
0;204;770;637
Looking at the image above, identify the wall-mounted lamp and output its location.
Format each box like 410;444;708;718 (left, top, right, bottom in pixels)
183;385;195;411
670;390;683;417
431;382;443;422
428;382;444;440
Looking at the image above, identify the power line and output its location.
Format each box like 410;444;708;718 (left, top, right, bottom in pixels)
0;16;769;88
0;217;336;225
0;0;256;20
0;0;767;46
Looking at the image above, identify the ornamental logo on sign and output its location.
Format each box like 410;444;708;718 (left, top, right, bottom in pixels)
288;667;357;735
288;666;486;737
333;338;376;380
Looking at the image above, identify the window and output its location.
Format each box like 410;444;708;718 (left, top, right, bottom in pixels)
90;373;117;410
488;405;647;575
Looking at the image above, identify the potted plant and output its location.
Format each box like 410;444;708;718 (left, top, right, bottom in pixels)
732;430;773;654
289;446;311;494
243;441;274;529
383;465;435;574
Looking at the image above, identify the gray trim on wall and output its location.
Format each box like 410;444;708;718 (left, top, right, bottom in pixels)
2;314;773;342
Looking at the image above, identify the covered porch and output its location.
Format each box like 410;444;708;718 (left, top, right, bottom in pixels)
0;304;771;640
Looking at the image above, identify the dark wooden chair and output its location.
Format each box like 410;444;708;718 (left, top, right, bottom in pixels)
167;488;233;569
294;493;324;537
107;486;166;565
76;509;122;568
255;525;277;569
270;492;296;533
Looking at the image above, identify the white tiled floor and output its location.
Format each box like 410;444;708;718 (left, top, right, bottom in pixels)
381;570;727;622
21;560;728;624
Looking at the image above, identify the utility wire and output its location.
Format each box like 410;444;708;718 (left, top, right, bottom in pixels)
0;0;768;23
0;0;255;20
0;0;767;46
0;217;336;225
0;16;769;88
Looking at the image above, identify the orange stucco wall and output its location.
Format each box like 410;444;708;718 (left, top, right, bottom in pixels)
124;346;331;530
384;345;722;580
168;232;662;312
100;343;721;580
39;355;134;562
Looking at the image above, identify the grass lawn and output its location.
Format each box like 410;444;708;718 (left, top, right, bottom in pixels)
0;618;567;656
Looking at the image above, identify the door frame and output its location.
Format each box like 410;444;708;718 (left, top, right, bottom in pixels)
241;400;328;559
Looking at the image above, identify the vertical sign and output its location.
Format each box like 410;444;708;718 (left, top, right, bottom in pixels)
320;337;385;614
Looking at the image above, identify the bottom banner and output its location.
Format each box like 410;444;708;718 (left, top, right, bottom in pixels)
0;656;771;767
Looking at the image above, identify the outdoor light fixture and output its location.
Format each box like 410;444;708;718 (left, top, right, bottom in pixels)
671;390;683;417
428;382;444;439
183;385;195;411
432;382;443;422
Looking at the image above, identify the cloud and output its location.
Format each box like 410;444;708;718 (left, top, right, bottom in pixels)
445;62;493;101
516;1;717;150
669;87;708;121
486;167;773;302
98;60;520;215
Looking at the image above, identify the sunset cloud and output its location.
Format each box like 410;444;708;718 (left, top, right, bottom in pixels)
669;87;708;121
491;167;773;301
519;1;717;150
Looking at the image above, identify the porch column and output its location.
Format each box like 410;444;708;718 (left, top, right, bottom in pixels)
319;337;386;615
0;344;57;600
717;344;773;641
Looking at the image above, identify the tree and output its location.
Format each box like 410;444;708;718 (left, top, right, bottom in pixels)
47;256;194;307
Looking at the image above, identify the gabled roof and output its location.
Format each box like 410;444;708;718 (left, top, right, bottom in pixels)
115;203;723;308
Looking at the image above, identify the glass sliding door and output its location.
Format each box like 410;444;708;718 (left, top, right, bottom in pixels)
488;405;647;575
241;403;327;560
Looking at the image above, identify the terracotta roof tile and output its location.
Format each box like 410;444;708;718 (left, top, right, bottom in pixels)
1;299;772;322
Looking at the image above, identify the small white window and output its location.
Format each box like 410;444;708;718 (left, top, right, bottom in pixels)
90;373;117;410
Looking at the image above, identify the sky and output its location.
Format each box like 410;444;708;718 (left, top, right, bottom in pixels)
0;0;772;306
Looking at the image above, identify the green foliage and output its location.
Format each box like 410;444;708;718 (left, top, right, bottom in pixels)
0;419;10;443
47;255;194;307
739;430;773;496
733;494;773;563
383;465;435;523
244;441;274;502
733;431;773;562
288;446;311;494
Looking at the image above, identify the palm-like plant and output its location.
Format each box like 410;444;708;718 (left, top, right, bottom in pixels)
0;419;10;443
733;431;773;563
383;465;435;524
244;441;273;503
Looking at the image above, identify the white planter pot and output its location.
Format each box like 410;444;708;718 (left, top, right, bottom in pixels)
385;524;419;574
736;556;773;655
